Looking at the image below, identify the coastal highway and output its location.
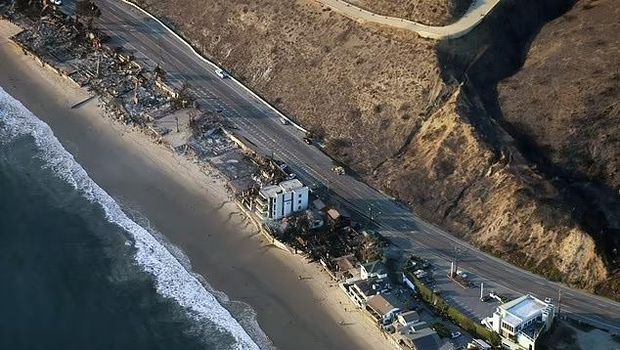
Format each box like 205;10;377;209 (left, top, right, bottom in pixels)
60;0;620;332
315;0;502;39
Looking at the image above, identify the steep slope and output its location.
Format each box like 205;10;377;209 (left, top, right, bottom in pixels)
349;0;472;26
374;89;608;289
497;0;620;296
133;0;448;171
130;0;618;298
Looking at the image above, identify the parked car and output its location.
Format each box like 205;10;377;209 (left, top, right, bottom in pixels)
215;68;228;78
331;166;345;175
51;0;62;5
303;137;312;145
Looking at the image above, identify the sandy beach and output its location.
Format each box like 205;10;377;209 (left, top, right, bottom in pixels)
0;20;388;349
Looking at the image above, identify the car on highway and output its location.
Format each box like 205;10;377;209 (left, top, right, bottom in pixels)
303;137;312;145
215;68;228;79
280;118;288;125
331;166;345;175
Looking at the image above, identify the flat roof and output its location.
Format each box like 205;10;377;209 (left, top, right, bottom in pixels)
259;184;282;198
259;179;306;198
362;260;387;275
279;179;305;191
501;295;548;323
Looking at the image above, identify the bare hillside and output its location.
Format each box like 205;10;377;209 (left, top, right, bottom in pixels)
131;0;618;298
348;0;472;25
497;0;620;294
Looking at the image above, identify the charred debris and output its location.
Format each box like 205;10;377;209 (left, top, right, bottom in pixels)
2;2;390;276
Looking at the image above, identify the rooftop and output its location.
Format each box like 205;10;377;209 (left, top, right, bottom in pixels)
351;277;390;297
279;179;304;191
399;310;420;324
259;179;306;198
398;326;441;350
362;260;387;276
259;184;282;198
501;294;548;322
326;208;341;220
367;293;399;316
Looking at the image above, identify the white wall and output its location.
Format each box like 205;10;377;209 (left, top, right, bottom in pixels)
265;184;309;220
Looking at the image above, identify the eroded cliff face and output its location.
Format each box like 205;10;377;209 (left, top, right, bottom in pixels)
373;89;608;290
498;0;619;192
131;0;618;298
495;0;620;296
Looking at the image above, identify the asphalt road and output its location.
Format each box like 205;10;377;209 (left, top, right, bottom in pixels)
60;0;620;333
315;0;502;39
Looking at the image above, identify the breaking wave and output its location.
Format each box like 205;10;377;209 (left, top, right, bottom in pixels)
0;86;263;350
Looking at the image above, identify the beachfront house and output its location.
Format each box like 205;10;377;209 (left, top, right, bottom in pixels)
360;260;388;280
255;179;309;220
346;278;391;306
390;326;442;350
397;310;421;327
366;293;400;324
483;294;555;350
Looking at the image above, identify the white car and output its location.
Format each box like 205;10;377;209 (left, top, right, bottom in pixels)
215;68;228;79
51;0;62;5
451;331;462;339
280;117;288;125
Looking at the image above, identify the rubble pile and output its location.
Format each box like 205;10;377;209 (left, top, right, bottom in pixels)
11;12;175;126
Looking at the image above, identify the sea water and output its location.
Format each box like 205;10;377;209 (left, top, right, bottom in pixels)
0;87;265;349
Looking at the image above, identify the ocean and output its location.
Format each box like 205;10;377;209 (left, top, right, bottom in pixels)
0;86;265;350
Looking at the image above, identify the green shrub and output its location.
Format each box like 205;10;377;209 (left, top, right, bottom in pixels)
406;271;501;347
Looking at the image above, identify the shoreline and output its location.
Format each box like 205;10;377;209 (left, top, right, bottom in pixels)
0;19;388;350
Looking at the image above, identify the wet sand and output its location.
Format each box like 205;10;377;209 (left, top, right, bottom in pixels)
0;21;388;349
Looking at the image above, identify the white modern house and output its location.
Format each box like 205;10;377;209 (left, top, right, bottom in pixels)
360;260;388;280
255;179;309;220
483;294;555;350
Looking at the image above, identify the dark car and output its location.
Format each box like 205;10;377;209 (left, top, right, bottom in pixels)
303;137;312;145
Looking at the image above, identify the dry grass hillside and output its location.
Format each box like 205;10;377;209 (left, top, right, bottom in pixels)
135;0;448;171
499;0;619;191
497;0;620;294
131;0;618;298
348;0;472;25
373;89;608;289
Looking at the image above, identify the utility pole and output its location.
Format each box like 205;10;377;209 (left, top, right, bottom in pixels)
557;288;562;317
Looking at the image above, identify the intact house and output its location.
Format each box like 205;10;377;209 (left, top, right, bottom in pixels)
390;325;442;350
255;179;309;220
483;294;555;350
346;278;391;307
361;260;388;280
366;293;400;324
397;310;421;328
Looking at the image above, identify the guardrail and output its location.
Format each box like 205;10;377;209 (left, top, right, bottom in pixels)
118;0;309;135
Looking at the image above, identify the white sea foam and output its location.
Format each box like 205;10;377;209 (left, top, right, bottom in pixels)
0;87;261;350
